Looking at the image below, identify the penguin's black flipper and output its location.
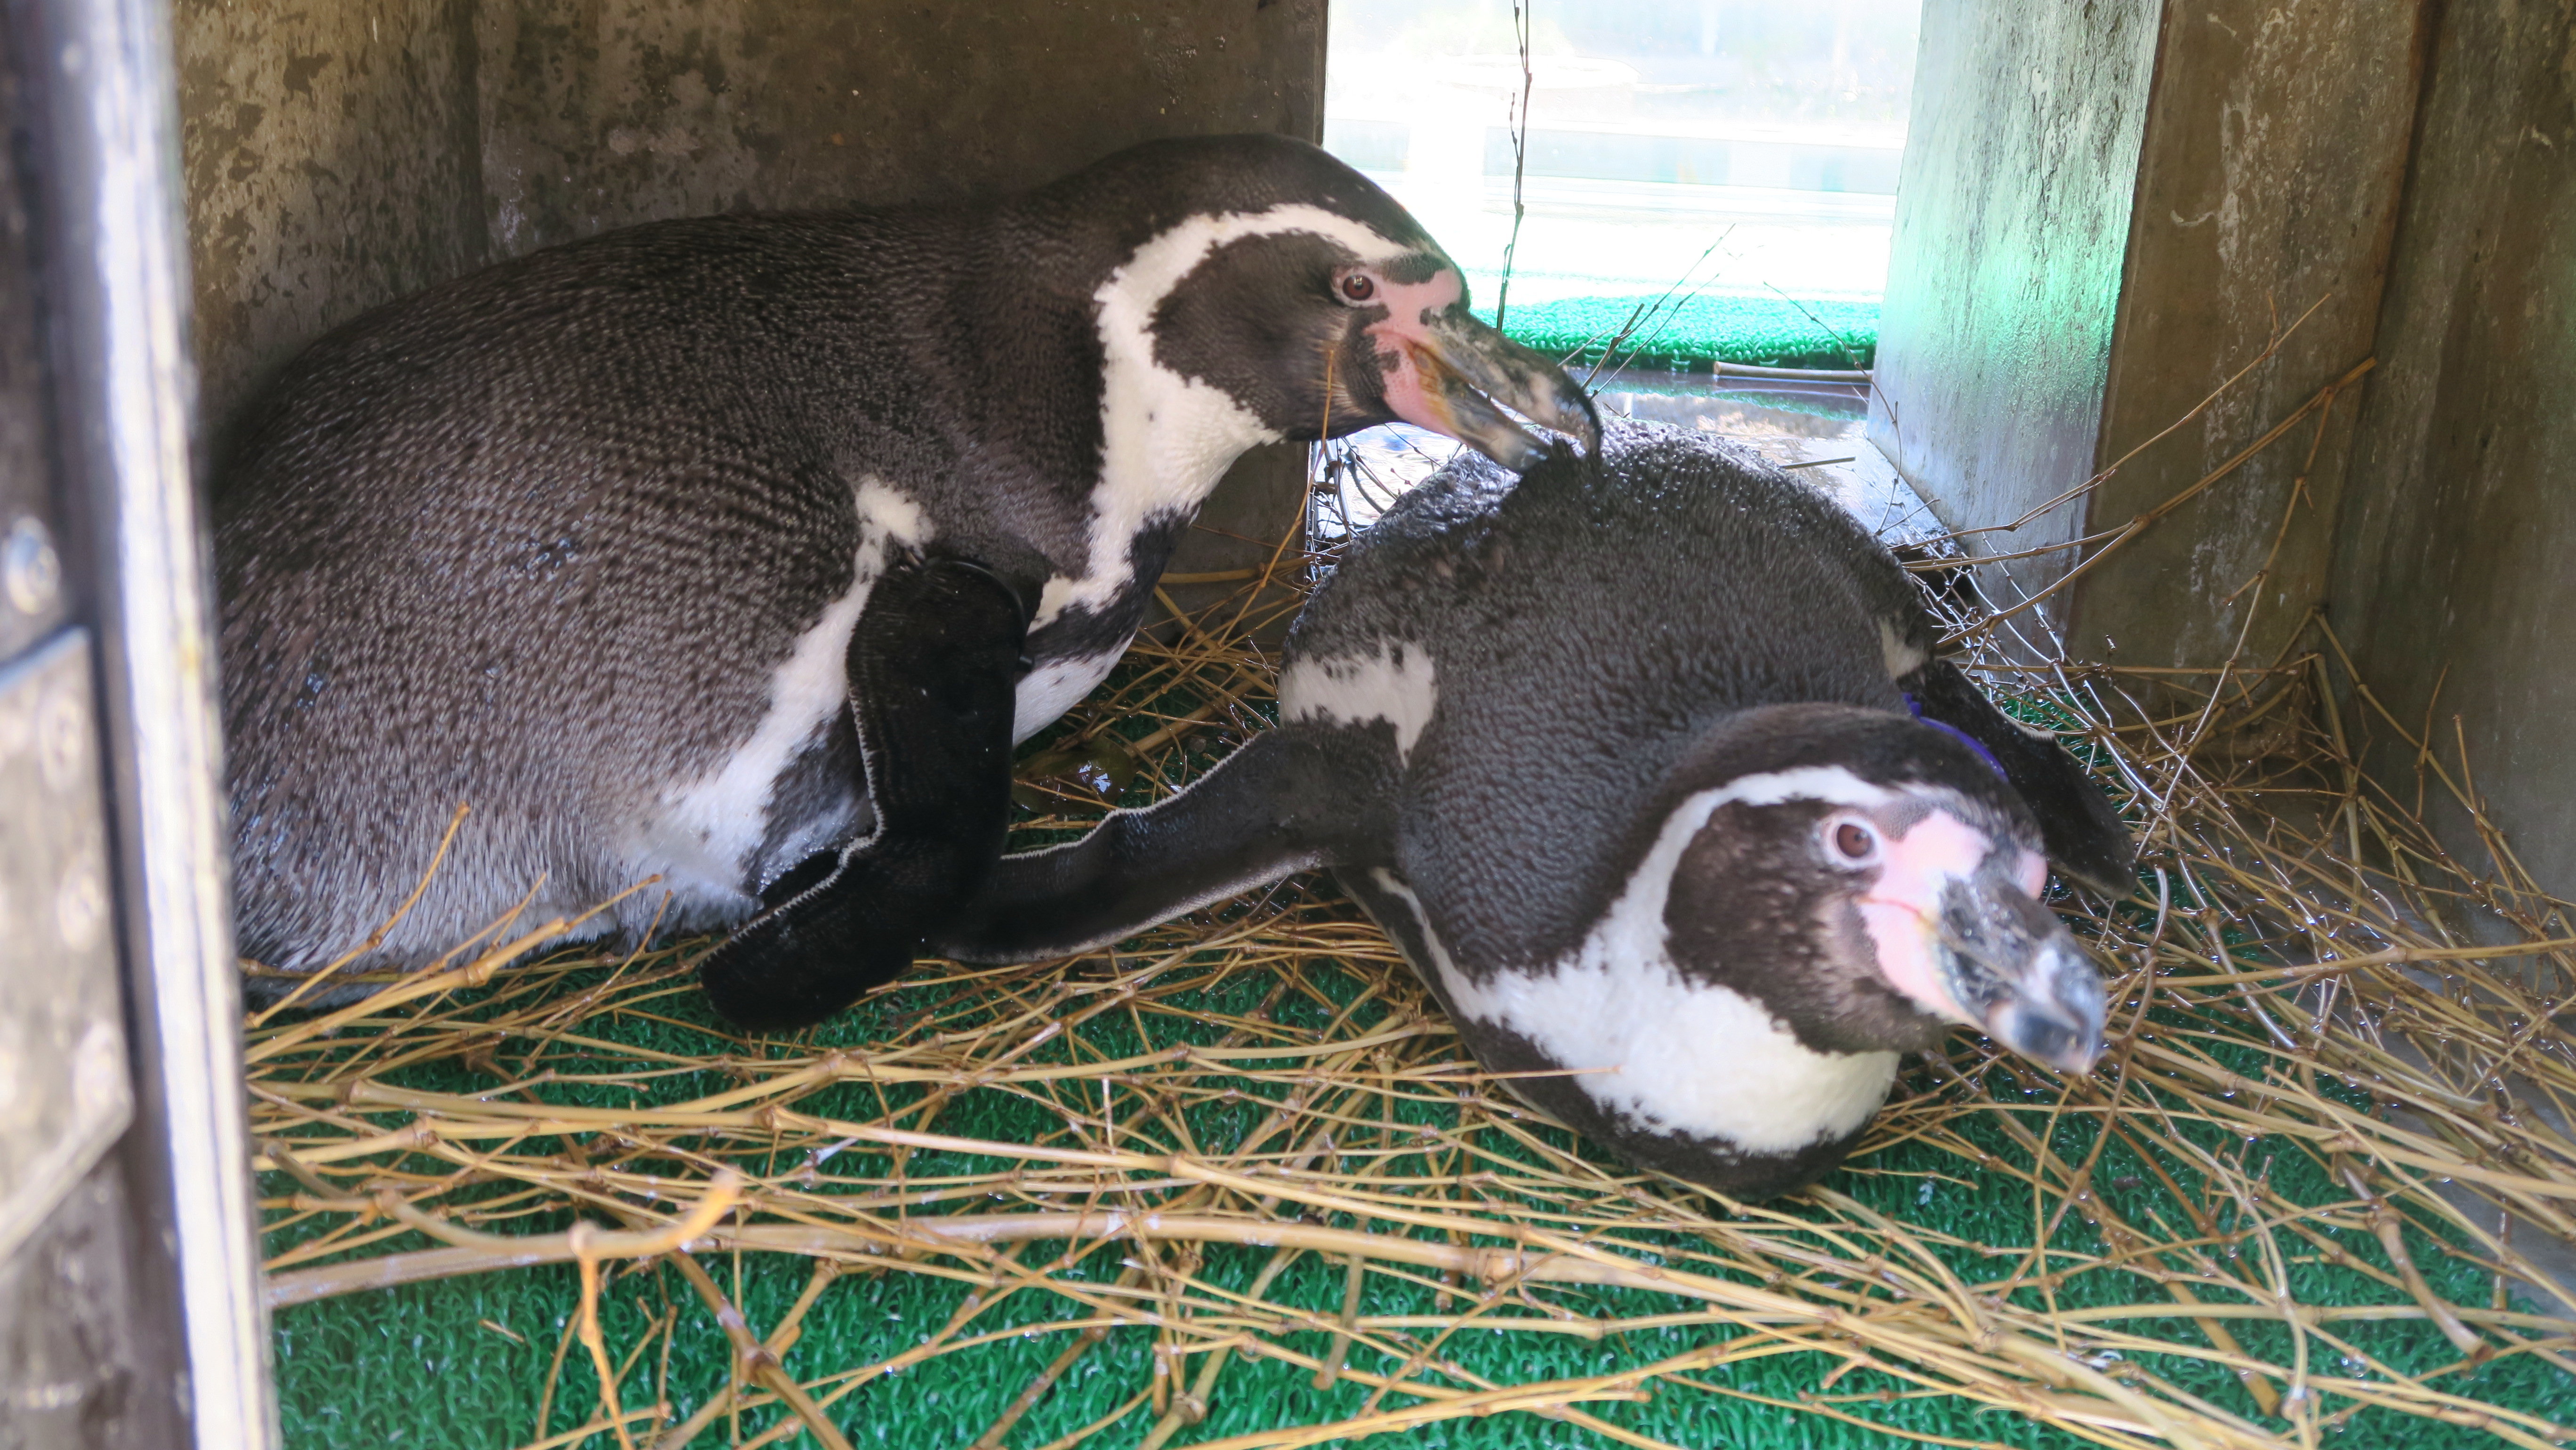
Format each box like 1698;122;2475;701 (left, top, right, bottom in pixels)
698;556;1029;1031
934;725;1399;966
1900;658;2136;896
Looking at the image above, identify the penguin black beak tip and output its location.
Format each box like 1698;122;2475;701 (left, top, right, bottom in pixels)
1488;340;1599;460
1487;427;1553;474
1551;376;1604;457
1993;1003;2105;1075
1985;940;2109;1075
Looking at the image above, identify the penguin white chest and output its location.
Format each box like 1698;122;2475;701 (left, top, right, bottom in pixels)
1449;948;1900;1154
1013;650;1124;743
1368;869;1893;1155
1030;209;1305;634
1280;641;1439;763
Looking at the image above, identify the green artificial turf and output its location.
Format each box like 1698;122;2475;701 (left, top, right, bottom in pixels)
1481;291;1878;371
266;927;2576;1449
264;660;2571;1450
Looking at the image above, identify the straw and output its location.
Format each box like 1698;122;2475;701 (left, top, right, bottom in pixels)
249;422;2576;1449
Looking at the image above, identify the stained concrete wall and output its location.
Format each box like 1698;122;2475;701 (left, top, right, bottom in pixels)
477;4;1327;258
1872;0;2421;666
176;0;1326;642
1876;0;2576;895
2072;0;2422;670
179;0;1327;433
2329;1;2576;895
179;0;491;438
1865;0;2162;613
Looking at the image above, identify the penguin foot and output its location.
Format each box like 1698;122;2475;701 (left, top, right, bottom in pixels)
696;552;1030;1031
698;846;925;1031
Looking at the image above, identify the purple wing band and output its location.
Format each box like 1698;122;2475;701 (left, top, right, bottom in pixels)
1904;693;2011;782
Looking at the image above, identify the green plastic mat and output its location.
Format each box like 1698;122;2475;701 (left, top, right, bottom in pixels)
257;622;2576;1450
1481;291;1878;371
265;966;2576;1450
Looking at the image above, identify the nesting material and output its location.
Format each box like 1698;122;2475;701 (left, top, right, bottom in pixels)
251;457;2576;1450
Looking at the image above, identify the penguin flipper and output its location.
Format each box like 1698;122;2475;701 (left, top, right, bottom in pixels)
698;555;1029;1031
934;725;1397;965
1901;658;2136;896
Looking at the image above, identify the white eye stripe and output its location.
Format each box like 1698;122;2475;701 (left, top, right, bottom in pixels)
1047;207;1405;631
1694;765;1897;814
1099;208;1414;323
1704;771;2022;862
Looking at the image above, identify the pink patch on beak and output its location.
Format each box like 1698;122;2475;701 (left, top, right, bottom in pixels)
1362;270;1465;435
1854;811;1999;1024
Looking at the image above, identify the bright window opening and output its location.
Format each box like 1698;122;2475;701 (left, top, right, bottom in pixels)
1315;1;1928;541
1325;0;1918;358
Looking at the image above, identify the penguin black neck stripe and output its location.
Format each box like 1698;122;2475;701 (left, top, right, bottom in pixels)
939;420;2132;1198
214;134;1597;1022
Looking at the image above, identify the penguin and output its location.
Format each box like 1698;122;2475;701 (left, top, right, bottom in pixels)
213;134;1600;1023
934;420;2134;1199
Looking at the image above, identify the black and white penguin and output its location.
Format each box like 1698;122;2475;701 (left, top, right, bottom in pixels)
936;421;2133;1198
213;134;1598;1023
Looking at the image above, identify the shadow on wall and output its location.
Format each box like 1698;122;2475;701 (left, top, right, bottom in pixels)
175;0;1327;432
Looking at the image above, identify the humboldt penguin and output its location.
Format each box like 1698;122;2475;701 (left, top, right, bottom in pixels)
937;421;2132;1198
214;133;1599;1023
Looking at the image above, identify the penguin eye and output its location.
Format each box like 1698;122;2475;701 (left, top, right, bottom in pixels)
1338;272;1378;304
1824;816;1881;866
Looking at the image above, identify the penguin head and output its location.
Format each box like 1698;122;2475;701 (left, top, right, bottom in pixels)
1314;246;1601;470
1058;135;1599;470
1657;705;2108;1075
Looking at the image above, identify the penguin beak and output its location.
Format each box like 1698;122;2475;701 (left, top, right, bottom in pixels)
1855;815;2106;1075
1362;285;1600;467
1931;867;2108;1074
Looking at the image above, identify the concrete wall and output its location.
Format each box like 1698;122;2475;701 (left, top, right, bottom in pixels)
1866;0;2161;615
176;0;1325;640
1877;0;2576;894
179;0;1326;431
179;0;491;436
2329;1;2576;894
1872;0;2420;664
2072;0;2422;670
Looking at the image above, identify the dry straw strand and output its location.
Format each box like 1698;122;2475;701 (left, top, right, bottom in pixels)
251;389;2576;1448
